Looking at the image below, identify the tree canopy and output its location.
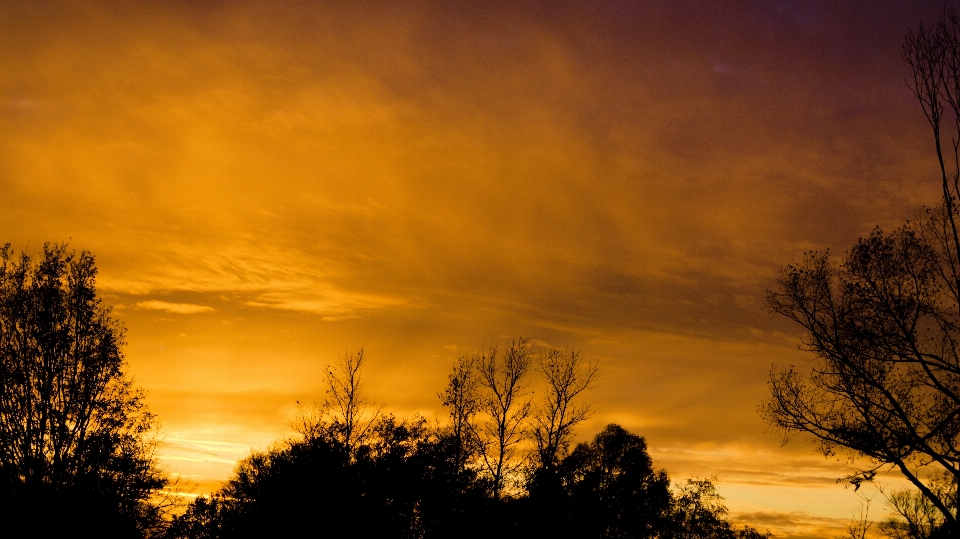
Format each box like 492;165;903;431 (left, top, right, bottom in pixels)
762;7;960;537
168;349;768;539
0;244;168;537
167;417;765;539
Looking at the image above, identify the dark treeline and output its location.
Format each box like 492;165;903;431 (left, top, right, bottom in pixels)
165;346;770;539
0;244;769;538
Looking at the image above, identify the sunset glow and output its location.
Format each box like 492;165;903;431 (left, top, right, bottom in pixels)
2;2;952;536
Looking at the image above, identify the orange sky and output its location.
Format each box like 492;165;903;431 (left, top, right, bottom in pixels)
0;1;954;536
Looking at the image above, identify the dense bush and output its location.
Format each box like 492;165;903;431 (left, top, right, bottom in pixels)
167;418;767;539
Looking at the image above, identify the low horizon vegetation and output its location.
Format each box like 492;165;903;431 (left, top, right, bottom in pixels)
0;242;774;538
165;346;772;539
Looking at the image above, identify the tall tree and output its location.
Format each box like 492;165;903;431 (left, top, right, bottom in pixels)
296;348;382;457
762;8;960;536
557;424;672;539
473;338;533;500
0;244;167;536
763;190;960;536
530;348;598;471
440;352;481;472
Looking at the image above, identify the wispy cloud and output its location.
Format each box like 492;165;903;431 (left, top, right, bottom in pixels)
244;289;409;317
135;300;214;314
101;244;414;320
729;510;850;539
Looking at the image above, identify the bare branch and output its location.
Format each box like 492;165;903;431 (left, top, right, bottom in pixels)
531;348;598;470
470;338;533;500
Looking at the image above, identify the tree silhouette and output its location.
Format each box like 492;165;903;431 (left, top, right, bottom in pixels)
167;415;492;539
556;424;672;539
171;344;772;539
473;338;533;500
171;413;771;539
671;477;771;539
322;348;383;456
440;352;482;474
530;347;597;471
0;243;167;537
762;8;960;536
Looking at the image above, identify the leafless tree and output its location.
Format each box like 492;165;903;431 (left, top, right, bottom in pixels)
297;348;382;457
881;482;948;539
472;338;533;500
530;348;598;470
904;7;960;265
843;492;875;539
440;352;481;471
762;217;960;531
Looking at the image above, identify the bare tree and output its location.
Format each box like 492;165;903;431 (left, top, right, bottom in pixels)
530;348;598;470
296;348;382;457
882;488;943;539
904;8;960;272
762;218;960;530
843;492;875;539
440;352;480;471
472;338;533;500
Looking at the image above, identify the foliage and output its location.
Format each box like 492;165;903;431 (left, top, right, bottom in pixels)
554;424;673;538
0;243;167;537
170;345;770;539
166;416;489;539
170;417;770;539
671;477;770;539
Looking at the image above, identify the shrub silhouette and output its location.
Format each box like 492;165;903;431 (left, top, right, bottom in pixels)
169;419;768;539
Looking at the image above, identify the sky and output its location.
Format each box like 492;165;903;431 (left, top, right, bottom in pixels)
0;1;955;536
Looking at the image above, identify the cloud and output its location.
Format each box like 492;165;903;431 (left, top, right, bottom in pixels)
728;510;850;539
0;2;943;535
244;289;409;317
135;300;214;314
